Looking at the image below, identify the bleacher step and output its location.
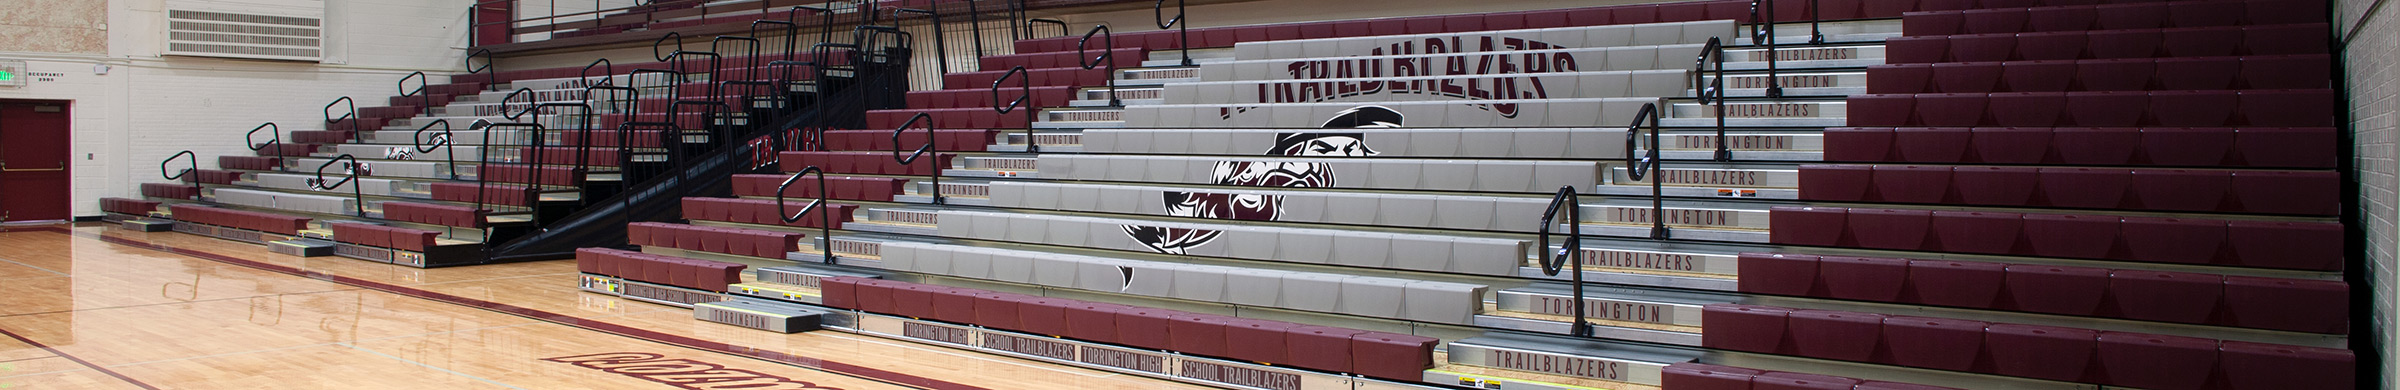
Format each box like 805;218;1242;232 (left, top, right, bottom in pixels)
1438;334;1701;387
1720;44;1886;70
1603;164;1799;199
694;298;827;333
1694;71;1868;97
266;238;338;257
120;218;175;232
1491;284;1728;330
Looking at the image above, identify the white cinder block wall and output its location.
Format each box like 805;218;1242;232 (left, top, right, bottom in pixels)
2339;0;2398;386
0;0;475;218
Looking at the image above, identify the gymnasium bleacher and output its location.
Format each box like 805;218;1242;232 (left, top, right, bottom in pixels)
111;0;2358;388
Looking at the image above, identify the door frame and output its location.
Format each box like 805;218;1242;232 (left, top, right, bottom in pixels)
0;98;74;224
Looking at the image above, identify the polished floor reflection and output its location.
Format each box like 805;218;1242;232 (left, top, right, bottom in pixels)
0;224;1206;389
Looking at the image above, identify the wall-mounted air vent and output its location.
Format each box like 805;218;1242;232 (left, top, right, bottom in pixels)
163;4;324;62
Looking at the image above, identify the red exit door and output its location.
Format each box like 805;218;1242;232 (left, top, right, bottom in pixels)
0;100;72;223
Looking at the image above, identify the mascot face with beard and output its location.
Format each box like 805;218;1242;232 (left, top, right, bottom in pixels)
1126;106;1397;254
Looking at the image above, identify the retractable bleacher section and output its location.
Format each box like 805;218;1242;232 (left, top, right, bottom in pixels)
114;33;862;267
274;0;2366;388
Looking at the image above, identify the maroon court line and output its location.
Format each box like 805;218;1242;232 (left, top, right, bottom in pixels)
0;325;163;390
56;228;996;390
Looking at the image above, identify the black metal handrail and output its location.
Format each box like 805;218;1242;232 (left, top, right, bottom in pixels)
1028;18;1068;37
893;113;943;204
993;66;1036;152
466;48;494;80
162;150;197;185
1623;103;1669;240
245;122;286;167
1153;0;1190;66
855;25;913;107
794;4;840;49
1807;0;1824;43
500;87;539;120
399;71;431;116
580;58;615;89
1078;24;1120;106
1535;185;1591;338
713;35;767;103
652;32;686;62
776;166;834;264
324;97;359;143
480;122;552;219
894;8;949;80
1006;0;1026;40
415;119;460;179
470;118;499;214
1749;0;1783;98
310;154;367;217
1695;37;1732;162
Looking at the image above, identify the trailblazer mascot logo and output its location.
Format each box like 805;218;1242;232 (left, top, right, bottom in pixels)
1125;106;1396;254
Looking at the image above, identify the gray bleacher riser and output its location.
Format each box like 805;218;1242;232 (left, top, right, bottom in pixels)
1197;44;1707;82
210;188;357;215
1163;69;1690;105
987;181;1557;233
1124;98;1661;129
878;240;1488;325
931;209;1529;276
248;173;404;196
1232;20;1736;61
1080;128;1628;160
363;130;529;146
323;144;487;162
1034;154;1600;193
289;158;452;180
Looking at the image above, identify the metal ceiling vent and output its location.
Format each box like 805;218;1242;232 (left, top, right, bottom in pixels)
163;1;324;61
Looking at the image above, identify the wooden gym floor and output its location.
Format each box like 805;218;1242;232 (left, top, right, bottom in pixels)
0;223;1212;390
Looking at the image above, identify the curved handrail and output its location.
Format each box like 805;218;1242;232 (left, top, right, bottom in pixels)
309;154;367;217
1533;186;1591;337
775;166;834;264
323;97;358;143
1695;37;1731;162
245;122;286;166
415;119;460;179
1028;18;1068;38
652;32;685;62
1153;0;1191;65
1078;24;1120;106
466;48;494;77
992;66;1035;152
1622;103;1669;240
500;87;538;120
579;58;614;88
712;35;764;97
161;150;197;184
892;113;943;204
398;71;430;114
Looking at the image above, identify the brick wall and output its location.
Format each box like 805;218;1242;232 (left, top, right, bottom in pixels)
2339;0;2398;388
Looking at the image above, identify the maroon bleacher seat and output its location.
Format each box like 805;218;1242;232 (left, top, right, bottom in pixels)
1701;304;1791;353
2118;217;2226;263
2003;264;2109;315
382;201;487;229
2221;276;2348;333
1223;318;1297;363
1881;316;1989;371
1017;298;1073;337
1347;332;1436;381
1061;302;1121;344
1284;325;1365;372
1768;206;1848;246
1661;363;1763;390
1737;253;1820;296
1753;371;1862;390
2106;270;2223;323
1985;324;2097;381
970;292;1024;331
1893;127;1970;161
2096;332;2219;389
1950;166;2037;205
1819;256;1909;301
1796;164;1871;201
1786;310;1886;362
1166;312;1232;358
2218;341;2354;389
1112;306;1175;350
1846;208;1931;250
1906;259;2007;308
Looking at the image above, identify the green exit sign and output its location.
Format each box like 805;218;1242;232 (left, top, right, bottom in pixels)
0;60;22;87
